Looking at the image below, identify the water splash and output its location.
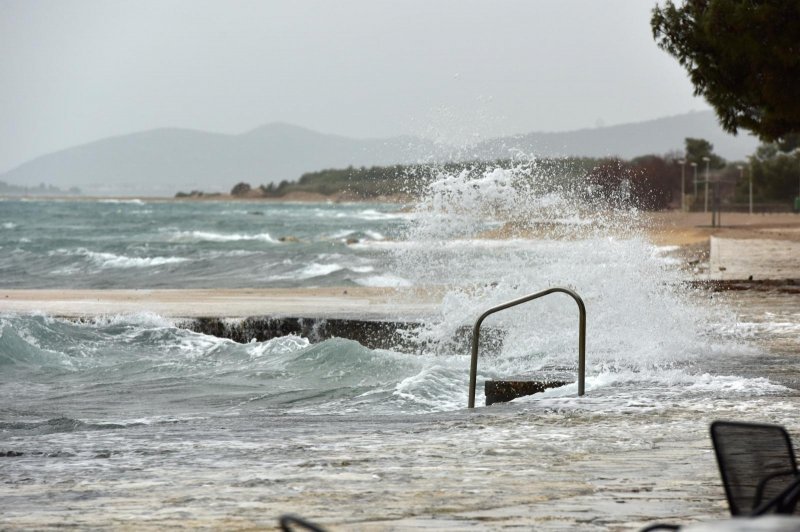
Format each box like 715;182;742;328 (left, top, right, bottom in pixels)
390;157;743;384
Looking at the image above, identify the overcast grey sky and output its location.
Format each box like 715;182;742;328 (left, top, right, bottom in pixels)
0;0;707;173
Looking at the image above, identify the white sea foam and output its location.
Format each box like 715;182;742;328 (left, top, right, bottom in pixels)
169;230;279;243
329;229;356;239
98;199;145;205
387;159;749;393
75;312;176;329
246;335;310;362
356;209;411;221
354;274;413;288
91;252;188;269
315;208;413;221
2;222;17;229
364;230;385;240
732;319;800;338
50;248;188;269
353;238;545;251
297;263;344;279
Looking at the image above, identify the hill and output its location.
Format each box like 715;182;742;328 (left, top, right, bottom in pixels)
475;111;758;161
0;124;438;196
0;112;758;196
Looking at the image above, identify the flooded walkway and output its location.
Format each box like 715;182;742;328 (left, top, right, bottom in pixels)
710;236;800;281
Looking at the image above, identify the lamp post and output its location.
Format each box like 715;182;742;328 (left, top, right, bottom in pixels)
678;159;686;211
737;165;751;215
702;156;711;213
691;162;698;204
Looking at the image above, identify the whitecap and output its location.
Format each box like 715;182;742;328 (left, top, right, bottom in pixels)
364;230;385;240
78;312;176;329
98;199;145;205
329;230;356;239
92;253;188;269
2;222;17;229
170;230;279;243
50;248;189;269
297;263;344;279
356;209;413;221
354;274;413;287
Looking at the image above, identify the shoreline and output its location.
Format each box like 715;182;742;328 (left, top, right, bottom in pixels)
0;190;411;204
1;209;799;321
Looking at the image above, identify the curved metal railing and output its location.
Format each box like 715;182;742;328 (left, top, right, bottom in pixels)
467;287;586;408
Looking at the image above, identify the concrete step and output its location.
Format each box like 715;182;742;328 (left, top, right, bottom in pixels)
485;379;572;406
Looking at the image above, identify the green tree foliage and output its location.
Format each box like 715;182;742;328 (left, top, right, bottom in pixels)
684;137;725;169
776;133;800;153
213;157;691;211
742;143;800;202
652;1;800;141
263;164;427;198
230;182;252;196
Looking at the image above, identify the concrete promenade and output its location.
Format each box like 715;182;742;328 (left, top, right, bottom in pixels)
0;287;440;321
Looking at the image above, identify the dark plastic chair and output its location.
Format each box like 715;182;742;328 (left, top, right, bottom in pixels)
710;420;800;516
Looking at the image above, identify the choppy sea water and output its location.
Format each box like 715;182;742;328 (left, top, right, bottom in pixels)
0;198;410;289
2;168;800;530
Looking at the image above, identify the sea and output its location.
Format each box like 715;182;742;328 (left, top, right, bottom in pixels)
1;165;799;529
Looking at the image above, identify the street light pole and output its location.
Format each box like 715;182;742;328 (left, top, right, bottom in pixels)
702;156;711;213
737;165;751;215
678;159;686;211
691;162;698;207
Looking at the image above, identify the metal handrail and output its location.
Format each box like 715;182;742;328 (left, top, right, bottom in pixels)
467;287;586;408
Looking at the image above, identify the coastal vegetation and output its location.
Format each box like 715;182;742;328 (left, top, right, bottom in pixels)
172;136;797;211
652;1;800;209
0;180;80;196
743;141;800;204
211;154;684;210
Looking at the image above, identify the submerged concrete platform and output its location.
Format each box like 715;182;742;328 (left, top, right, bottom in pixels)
0;288;442;350
709;236;800;281
485;379;572;406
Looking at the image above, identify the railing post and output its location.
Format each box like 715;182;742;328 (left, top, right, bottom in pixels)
467;287;586;408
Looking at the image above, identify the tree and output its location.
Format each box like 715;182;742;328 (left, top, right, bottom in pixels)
684;137;725;169
748;150;800;202
740;139;800;203
652;1;800;142
230;182;251;196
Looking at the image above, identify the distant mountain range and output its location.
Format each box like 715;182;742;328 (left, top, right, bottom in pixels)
0;111;759;196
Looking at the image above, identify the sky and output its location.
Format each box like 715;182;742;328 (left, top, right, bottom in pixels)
0;0;709;173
